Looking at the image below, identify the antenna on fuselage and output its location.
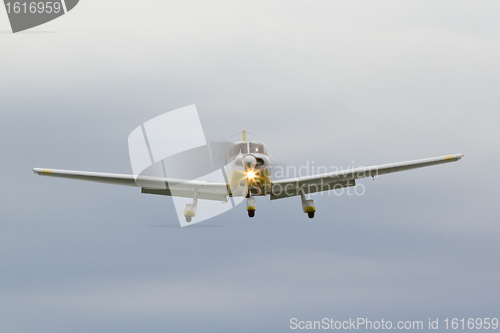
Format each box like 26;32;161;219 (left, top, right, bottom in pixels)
228;130;256;141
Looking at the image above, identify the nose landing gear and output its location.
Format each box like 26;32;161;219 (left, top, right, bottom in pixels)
247;196;256;218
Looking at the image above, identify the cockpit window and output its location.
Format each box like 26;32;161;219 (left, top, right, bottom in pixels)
249;142;264;154
228;143;247;157
226;141;271;163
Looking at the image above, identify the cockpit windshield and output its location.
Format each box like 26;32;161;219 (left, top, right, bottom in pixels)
226;141;270;163
249;142;264;154
227;143;247;157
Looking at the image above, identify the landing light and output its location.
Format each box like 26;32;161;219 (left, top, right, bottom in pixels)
247;171;255;179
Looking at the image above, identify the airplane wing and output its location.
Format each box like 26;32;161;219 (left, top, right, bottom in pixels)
32;168;229;201
270;154;463;200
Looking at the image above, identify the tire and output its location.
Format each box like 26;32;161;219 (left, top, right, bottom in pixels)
248;210;255;218
307;211;315;219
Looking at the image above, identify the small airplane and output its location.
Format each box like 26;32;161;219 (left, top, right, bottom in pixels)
33;130;463;222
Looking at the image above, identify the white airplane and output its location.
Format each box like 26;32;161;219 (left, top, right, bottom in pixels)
33;130;463;222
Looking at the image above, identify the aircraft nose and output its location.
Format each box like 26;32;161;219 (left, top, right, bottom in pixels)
243;155;257;170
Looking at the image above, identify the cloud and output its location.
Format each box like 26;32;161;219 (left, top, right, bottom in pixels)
1;0;500;331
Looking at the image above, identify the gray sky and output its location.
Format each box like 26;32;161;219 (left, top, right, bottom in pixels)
1;1;499;332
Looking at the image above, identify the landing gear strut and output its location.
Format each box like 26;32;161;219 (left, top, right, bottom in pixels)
300;190;316;219
184;194;198;223
247;196;256;218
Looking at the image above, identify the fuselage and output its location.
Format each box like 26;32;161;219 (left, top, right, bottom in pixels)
225;141;272;197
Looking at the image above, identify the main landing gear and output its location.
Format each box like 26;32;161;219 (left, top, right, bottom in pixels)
184;195;198;223
300;190;316;219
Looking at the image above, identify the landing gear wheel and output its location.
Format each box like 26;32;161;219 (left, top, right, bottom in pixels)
248;210;255;218
185;216;192;222
307;211;315;219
